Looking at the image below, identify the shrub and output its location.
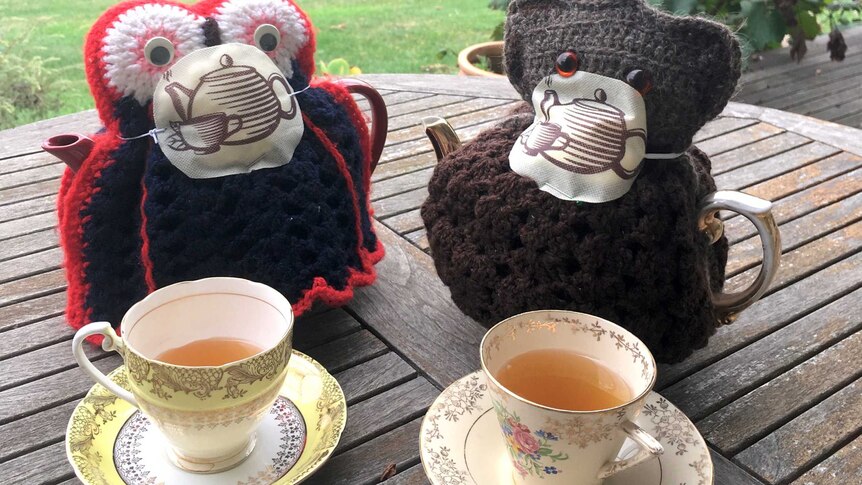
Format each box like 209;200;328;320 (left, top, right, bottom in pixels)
0;28;67;129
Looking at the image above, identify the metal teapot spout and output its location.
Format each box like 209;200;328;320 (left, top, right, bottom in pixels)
42;134;95;172
423;117;462;162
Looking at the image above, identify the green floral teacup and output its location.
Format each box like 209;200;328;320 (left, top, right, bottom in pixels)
481;310;663;485
72;277;293;473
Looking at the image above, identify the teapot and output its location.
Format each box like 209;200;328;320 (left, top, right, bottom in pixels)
423;116;781;362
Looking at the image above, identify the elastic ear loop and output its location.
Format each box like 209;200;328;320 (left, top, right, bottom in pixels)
118;85;313;142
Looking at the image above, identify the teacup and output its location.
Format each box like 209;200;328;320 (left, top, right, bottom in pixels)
481;310;663;485
72;277;293;473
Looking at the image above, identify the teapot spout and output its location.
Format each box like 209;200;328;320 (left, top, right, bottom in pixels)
423;117;461;162
42;134;95;172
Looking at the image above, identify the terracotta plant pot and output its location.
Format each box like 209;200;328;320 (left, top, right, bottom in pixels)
458;41;506;78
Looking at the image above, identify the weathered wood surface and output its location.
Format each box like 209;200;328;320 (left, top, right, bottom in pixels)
735;25;862;129
1;75;861;484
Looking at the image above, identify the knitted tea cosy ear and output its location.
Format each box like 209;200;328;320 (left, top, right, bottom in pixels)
504;0;741;153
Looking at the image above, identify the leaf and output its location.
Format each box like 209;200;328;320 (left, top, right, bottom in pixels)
740;0;788;51
538;447;553;455
796;9;821;39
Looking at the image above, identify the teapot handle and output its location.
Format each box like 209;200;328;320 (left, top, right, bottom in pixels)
698;191;781;317
338;78;388;174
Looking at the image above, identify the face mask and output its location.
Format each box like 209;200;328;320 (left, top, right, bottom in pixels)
509;70;682;203
151;43;304;179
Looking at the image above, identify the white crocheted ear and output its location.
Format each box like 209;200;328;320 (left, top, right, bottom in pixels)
214;0;310;79
102;4;206;104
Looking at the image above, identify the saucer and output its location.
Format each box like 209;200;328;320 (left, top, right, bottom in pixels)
420;372;713;485
66;351;346;485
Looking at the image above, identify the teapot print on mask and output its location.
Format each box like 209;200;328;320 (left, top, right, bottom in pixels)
510;67;652;203
153;43;305;179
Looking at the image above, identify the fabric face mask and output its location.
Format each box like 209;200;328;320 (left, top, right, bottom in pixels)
152;43;304;179
510;70;678;203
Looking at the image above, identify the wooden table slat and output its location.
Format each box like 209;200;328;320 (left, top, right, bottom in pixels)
735;377;862;484
710;448;767;485
0;440;71;485
693;117;760;143
657;250;862;388
304;329;388;374
0;163;65;192
791;434;862;485
0;228;58;262
349;221;485;389
0;268;65;308
0;354;123;424
385;97;514;145
335;352;417;406
696;122;784;158
336;376;437;454
711;132;810;176
380;102;519;166
0;178;61;208
724;216;862;294
723;163;862;245
662;287;862;421
0;211;57;243
0;291;66;333
714;141;839;191
699;330;862;455
382;464;430;484
306;417;423;485
0;193;55;223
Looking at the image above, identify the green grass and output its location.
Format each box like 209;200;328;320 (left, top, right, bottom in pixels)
0;0;503;128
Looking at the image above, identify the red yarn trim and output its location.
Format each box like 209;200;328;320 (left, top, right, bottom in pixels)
291;114;383;316
58;128;124;344
139;179;157;293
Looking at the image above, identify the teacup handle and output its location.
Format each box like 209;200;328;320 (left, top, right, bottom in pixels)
73;322;139;408
597;420;664;479
698;190;781;317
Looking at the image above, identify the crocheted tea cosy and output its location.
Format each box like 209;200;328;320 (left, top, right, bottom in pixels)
58;0;383;339
421;0;740;363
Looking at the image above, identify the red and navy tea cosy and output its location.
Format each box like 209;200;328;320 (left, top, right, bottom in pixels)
55;0;384;340
421;0;743;363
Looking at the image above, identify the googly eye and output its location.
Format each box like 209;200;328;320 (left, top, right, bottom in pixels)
555;51;579;78
144;37;175;66
626;69;653;96
254;24;281;52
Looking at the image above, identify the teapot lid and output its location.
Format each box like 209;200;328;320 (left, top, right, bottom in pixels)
200;54;256;81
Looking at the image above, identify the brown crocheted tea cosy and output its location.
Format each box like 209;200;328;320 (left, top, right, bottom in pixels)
421;0;740;363
505;0;741;154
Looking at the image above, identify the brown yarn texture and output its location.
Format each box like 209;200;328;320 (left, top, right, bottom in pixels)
421;0;740;363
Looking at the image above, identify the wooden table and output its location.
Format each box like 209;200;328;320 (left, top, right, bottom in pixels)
1;74;860;485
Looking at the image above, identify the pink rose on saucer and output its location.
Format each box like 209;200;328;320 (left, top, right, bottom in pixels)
514;427;540;455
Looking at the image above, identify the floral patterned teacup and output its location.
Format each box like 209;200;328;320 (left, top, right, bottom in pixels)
481;310;663;485
72;277;293;474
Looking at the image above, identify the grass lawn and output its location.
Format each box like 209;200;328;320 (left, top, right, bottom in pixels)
0;0;504;128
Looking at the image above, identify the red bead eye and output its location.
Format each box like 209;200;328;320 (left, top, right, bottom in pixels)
626;69;653;96
555;51;579;78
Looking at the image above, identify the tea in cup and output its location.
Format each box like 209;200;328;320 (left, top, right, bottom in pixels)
481;310;663;484
72;277;293;473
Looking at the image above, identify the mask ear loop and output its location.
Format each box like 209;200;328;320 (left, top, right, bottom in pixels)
118;85;313;142
644;151;686;160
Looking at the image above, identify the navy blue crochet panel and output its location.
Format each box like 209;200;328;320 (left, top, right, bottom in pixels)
80;97;151;328
141;86;366;304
